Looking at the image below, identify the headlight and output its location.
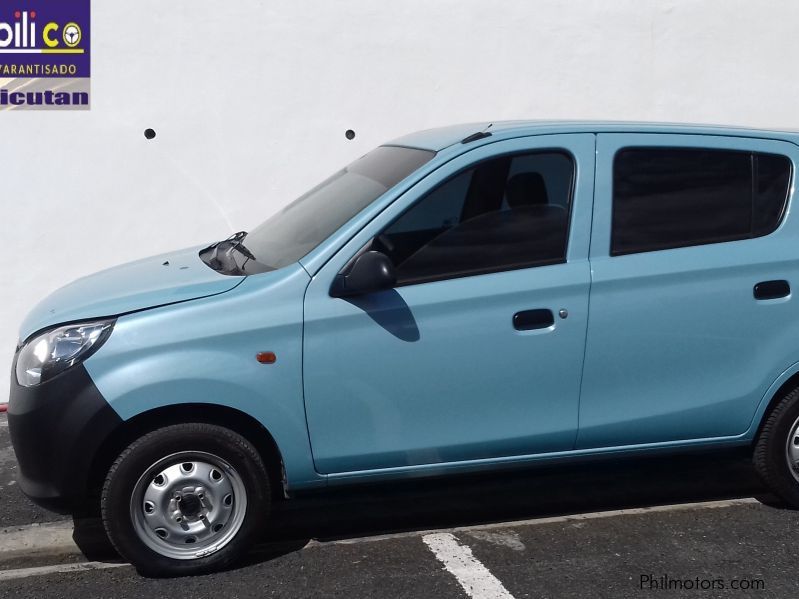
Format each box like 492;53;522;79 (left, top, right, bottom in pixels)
15;319;115;387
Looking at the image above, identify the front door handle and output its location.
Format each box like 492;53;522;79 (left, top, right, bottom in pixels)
513;309;554;331
754;280;791;300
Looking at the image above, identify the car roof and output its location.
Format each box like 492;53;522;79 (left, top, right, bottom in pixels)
387;121;799;151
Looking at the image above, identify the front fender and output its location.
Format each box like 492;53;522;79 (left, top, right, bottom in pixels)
83;265;324;490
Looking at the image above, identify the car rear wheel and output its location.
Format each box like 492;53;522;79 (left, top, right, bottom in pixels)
101;423;270;576
753;387;799;509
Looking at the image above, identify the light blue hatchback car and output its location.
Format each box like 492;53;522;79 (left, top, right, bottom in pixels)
9;121;799;575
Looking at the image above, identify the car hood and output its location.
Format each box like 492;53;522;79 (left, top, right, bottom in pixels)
19;245;244;341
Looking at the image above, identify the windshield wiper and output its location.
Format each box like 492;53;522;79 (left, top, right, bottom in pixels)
223;231;256;261
201;231;257;274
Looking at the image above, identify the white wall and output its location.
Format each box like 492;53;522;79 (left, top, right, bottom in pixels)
2;0;799;396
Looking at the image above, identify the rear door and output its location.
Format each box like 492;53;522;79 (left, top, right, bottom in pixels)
579;133;797;449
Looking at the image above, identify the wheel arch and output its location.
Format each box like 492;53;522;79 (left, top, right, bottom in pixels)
753;367;799;444
84;403;286;513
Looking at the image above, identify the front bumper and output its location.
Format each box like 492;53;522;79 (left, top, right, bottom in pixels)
8;357;122;514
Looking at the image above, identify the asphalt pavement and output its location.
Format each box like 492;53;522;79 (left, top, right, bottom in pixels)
3;412;799;598
0;413;58;527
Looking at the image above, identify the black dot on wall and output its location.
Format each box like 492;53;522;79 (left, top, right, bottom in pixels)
345;129;355;140
144;128;156;140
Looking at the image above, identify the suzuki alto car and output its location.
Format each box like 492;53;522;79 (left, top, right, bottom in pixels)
9;121;799;576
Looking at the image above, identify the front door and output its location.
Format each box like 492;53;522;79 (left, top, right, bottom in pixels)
303;134;595;474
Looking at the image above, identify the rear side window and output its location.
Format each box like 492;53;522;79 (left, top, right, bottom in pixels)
612;148;792;256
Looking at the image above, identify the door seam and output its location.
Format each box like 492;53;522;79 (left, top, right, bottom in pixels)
572;133;598;449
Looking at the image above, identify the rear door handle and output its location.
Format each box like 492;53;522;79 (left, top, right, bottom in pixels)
754;280;791;300
513;309;554;331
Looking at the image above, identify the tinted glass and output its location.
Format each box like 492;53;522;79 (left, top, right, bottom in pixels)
754;153;792;237
370;151;574;285
245;145;434;269
612;148;791;255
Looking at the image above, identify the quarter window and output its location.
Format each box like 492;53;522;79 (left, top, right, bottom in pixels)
612;148;791;256
370;151;574;285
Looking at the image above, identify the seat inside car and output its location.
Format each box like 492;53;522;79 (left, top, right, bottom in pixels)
396;171;569;284
505;172;549;208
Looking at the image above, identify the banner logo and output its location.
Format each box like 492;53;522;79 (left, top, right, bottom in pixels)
0;2;90;110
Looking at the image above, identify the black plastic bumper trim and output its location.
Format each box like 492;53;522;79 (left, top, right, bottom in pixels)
8;358;122;514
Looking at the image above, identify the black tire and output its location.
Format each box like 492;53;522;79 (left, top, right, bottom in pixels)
101;423;270;577
72;515;119;561
753;387;799;509
752;493;790;510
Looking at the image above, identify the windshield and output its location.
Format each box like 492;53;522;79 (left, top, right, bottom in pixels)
243;145;435;270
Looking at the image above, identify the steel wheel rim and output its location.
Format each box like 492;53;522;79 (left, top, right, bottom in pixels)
786;417;799;483
130;451;248;560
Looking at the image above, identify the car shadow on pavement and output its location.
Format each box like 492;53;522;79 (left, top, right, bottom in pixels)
247;448;770;564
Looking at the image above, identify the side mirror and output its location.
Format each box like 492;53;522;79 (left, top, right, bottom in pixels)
330;251;397;297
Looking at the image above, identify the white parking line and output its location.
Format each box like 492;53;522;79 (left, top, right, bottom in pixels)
0;561;129;582
423;533;515;599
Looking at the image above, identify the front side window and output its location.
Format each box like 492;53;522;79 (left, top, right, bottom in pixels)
612;148;792;256
370;151;575;285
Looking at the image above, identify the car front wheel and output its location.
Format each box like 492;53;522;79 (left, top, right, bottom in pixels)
101;423;270;577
